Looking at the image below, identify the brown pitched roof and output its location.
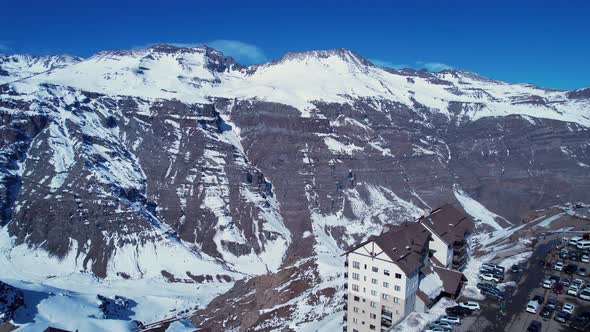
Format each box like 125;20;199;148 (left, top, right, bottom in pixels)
432;266;466;295
419;204;474;244
371;221;431;275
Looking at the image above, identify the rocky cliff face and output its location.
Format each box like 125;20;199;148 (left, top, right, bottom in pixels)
0;45;589;330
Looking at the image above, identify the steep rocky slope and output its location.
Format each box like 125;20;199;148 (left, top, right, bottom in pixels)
0;45;589;330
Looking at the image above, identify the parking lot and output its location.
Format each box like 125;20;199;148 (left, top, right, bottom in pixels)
463;234;590;332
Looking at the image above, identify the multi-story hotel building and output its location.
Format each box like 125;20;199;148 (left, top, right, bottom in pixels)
343;205;473;332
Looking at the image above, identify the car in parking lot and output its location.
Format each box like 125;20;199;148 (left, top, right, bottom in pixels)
570;311;590;331
577;267;587;276
582;254;590;263
579;287;590;301
543;279;555;289
570;252;579;261
479;273;501;283
445;306;472;317
482;262;505;272
573;278;585;287
439;315;461;325
546;297;560;309
564;264;578;274
526;320;542;332
554;261;564;271
563;303;575;314
568;285;581;296
553;282;565;294
540;305;554;319
554;310;571;323
432;320;454;330
458;301;480;311
424;326;448;332
562;277;572;287
510;264;520;273
526;300;541;314
482;289;504;301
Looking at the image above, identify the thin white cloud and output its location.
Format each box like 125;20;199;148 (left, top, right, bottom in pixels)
417;61;453;71
370;58;453;72
205;40;267;64
369;58;409;69
132;40;268;65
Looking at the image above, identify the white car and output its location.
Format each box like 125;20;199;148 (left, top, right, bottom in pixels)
542;279;555;289
582;254;590;263
554;261;564;271
573;278;586;287
439;315;461;325
479;273;501;283
526;300;540;314
580;287;590;301
562;303;575;314
569;236;582;246
568;285;580;296
458;301;480;311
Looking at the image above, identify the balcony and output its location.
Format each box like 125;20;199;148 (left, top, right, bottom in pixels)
344;272;348;279
381;319;393;328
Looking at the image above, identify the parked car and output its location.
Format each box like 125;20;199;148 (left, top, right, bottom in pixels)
563;303;575;314
424;325;448;332
458;301;480;311
564;264;578;274
570;312;590;331
439;315;461;325
543;279;555;289
479;273;501;283
527;320;542;332
570;252;579;261
526;300;541;314
577;267;587;276
554;311;571;323
568;285;581;296
482;289;504;301
553;282;565;294
554;261;565;271
540;305;554;319
582;254;590;263
432;321;453;330
482;263;505;272
573;278;585;288
577;240;590;250
510;264;520;273
562;277;572;287
445;306;472;317
579;287;590;301
532;295;545;304
546;297;559;309
569;236;583;247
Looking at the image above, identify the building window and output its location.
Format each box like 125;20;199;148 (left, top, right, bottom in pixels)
353;307;359;312
352;272;359;280
382;294;389;300
393;297;400;303
371;290;377;296
364;264;368;269
353;318;358;324
394;285;401;291
369;325;376;330
353;330;359;332
354;296;360;301
383;282;389;288
353;261;360;269
352;284;359;291
370;301;376;308
371;278;377;284
395;273;402;279
372;266;378;272
370;313;377;319
384;269;390;276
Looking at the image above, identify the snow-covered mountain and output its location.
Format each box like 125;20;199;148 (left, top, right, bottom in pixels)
1;44;589;330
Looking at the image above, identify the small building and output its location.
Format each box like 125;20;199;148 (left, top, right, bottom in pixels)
342;204;473;332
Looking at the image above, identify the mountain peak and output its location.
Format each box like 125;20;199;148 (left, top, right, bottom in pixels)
271;48;371;67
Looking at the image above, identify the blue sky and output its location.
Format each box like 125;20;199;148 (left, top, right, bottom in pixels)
1;0;589;89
